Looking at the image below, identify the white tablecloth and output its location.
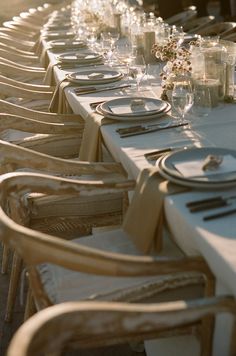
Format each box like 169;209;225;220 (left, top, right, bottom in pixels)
45;39;236;355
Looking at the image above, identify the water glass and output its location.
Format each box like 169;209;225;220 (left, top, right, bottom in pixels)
193;86;212;117
129;55;147;92
147;64;162;87
171;76;194;122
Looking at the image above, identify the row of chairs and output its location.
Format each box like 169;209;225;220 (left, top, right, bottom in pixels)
0;2;236;356
164;6;236;41
0;0;131;325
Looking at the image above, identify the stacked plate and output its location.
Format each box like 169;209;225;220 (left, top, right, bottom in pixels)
48;39;86;50
66;69;123;85
43;23;72;31
157;147;236;189
42;30;75;40
96;96;171;121
57;52;103;65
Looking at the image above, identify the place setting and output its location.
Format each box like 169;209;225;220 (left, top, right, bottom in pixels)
47;39;87;51
156;146;236;189
56;51;104;69
96;96;169;119
41;30;76;40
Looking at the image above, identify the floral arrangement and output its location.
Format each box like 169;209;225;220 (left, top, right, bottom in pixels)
151;37;194;100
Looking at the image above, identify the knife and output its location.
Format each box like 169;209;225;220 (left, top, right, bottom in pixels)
58;62;104;69
203;207;236;221
119;122;189;138
186;195;236;213
74;84;131;96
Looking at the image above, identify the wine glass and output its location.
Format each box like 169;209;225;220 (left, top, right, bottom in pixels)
171;76;194;123
100;30;120;66
114;41;135;78
129;55;146;93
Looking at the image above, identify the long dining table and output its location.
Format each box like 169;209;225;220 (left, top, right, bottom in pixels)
41;23;236;355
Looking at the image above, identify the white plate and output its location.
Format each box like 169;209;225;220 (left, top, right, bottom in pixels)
57;52;102;64
158;147;236;188
43;23;71;30
99;96;168;117
48;39;86;49
43;31;75;39
96;102;171;121
66;70;123;85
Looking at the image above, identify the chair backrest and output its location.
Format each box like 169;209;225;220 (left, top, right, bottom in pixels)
165;9;197;26
0;171;210;310
183;16;215;34
197;22;236;38
7;297;236;356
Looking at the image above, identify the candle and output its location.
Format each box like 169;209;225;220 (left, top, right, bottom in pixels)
143;31;156;64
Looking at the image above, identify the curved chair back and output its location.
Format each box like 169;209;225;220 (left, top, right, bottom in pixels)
7;297;236;356
197;22;236;39
183;16;215;34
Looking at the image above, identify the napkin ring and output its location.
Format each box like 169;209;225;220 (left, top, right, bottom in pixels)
202;154;223;171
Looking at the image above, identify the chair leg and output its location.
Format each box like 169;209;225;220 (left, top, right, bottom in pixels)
5;252;22;322
1;244;10;274
24;288;36;321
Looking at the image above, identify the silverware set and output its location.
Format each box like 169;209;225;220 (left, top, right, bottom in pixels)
57;62;104;70
74;84;131;96
186;195;236;220
116;121;189;138
144;146;191;161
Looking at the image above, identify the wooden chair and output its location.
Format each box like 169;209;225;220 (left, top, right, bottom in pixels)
196;22;236;39
0;75;54;93
0;99;81;123
1;170;135;321
221;32;236;42
0;173;214;333
0;113;84;158
0;48;41;66
183;16;215;34
165;8;197;26
7;296;236;356
0;81;52;111
0;61;46;81
0;142;132;321
0;55;45;71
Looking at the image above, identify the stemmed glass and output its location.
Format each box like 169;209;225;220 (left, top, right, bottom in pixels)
114;41;135;78
171;76;194;123
129;55;147;92
100;31;120;66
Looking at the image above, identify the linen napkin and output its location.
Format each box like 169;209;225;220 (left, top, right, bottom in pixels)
79;112;113;161
49;79;73;114
122;167;187;254
44;62;59;86
40;46;50;68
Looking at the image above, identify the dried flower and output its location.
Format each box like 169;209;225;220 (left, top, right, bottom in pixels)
152;38;195;99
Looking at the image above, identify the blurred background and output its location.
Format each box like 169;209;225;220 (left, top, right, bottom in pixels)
0;0;60;24
0;0;222;24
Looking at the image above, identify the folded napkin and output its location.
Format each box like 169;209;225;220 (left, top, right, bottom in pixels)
40;46;50;68
79;112;113;161
49;79;73;114
32;38;43;56
122;167;187;254
44;62;59;86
